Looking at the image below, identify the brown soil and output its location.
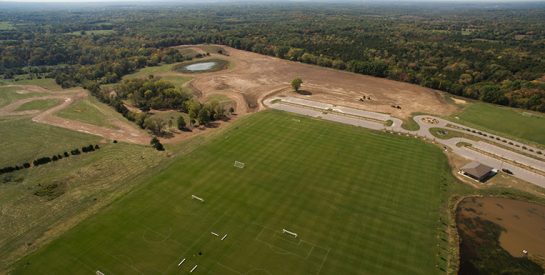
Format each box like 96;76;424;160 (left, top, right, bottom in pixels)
0;85;149;144
452;98;467;105
459;197;545;261
180;45;457;119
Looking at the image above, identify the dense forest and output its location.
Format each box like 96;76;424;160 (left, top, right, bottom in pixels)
1;2;545;111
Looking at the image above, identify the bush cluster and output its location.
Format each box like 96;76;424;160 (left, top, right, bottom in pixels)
0;144;101;175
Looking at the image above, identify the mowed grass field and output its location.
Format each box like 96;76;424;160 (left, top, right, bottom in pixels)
454;102;545;147
13;111;452;275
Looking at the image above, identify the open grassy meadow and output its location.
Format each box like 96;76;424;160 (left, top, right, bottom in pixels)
13;111;453;275
0;118;101;167
0;87;42;108
0;115;164;271
0;79;62;91
15;99;61;112
56;97;122;129
454;102;545;147
123;63;192;88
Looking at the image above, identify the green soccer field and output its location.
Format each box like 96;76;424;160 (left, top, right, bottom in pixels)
12;111;452;275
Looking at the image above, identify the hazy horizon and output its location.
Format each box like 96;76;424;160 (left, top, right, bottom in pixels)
1;0;544;2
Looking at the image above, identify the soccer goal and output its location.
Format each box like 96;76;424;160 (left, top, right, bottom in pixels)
282;229;298;238
234;161;245;168
191;195;204;202
96;271;105;275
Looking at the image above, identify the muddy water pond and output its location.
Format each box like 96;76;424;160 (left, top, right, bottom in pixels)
456;197;545;274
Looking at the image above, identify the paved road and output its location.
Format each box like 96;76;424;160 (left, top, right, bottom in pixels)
264;97;545;188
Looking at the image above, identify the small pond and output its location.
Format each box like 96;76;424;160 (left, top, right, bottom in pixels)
183;62;218;72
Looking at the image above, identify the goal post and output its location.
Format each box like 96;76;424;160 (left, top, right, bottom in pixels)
191;195;204;202
234;161;245;168
282;228;298;238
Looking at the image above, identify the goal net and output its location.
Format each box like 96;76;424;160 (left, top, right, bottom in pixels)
234;161;245;168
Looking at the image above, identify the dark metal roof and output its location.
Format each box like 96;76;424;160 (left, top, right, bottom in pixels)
461;161;494;179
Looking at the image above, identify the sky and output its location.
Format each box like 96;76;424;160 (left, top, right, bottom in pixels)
1;0;542;2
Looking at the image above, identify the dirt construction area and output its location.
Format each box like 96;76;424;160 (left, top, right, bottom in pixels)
182;45;457;119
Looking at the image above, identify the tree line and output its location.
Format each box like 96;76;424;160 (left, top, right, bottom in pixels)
1;3;544;111
0;144;100;175
87;76;228;136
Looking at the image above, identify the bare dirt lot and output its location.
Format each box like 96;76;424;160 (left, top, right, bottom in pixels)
181;45;457;119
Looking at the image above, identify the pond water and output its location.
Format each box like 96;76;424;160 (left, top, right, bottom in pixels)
456;197;545;274
184;62;217;72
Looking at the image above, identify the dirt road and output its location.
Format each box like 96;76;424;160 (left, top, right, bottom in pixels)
265;96;545;188
0;85;149;144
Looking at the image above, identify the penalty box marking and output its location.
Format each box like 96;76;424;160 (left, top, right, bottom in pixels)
254;225;329;261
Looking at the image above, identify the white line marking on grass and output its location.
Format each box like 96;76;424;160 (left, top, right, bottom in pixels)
254;224;331;262
307;246;315;260
180;213;227;258
64;253;97;274
246;268;273;275
141;226;173;243
216;261;243;275
274;231;302;246
106;253;145;275
315;248;331;275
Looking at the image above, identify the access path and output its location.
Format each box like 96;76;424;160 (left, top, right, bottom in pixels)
264;96;545;188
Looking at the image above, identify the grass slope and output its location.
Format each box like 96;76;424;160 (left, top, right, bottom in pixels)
0;142;163;271
56;97;121;129
13;111;452;275
0;118;100;167
0;87;42;108
15;99;61;111
0;79;62;91
123;63;192;88
13;79;62;91
454;103;545;147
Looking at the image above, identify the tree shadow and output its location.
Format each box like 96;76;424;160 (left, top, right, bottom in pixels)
158;131;175;138
296;90;312;95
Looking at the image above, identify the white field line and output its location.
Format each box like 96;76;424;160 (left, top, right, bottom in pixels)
316;248;331;275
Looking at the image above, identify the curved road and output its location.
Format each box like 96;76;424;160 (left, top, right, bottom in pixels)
264;96;545;188
0;86;149;144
